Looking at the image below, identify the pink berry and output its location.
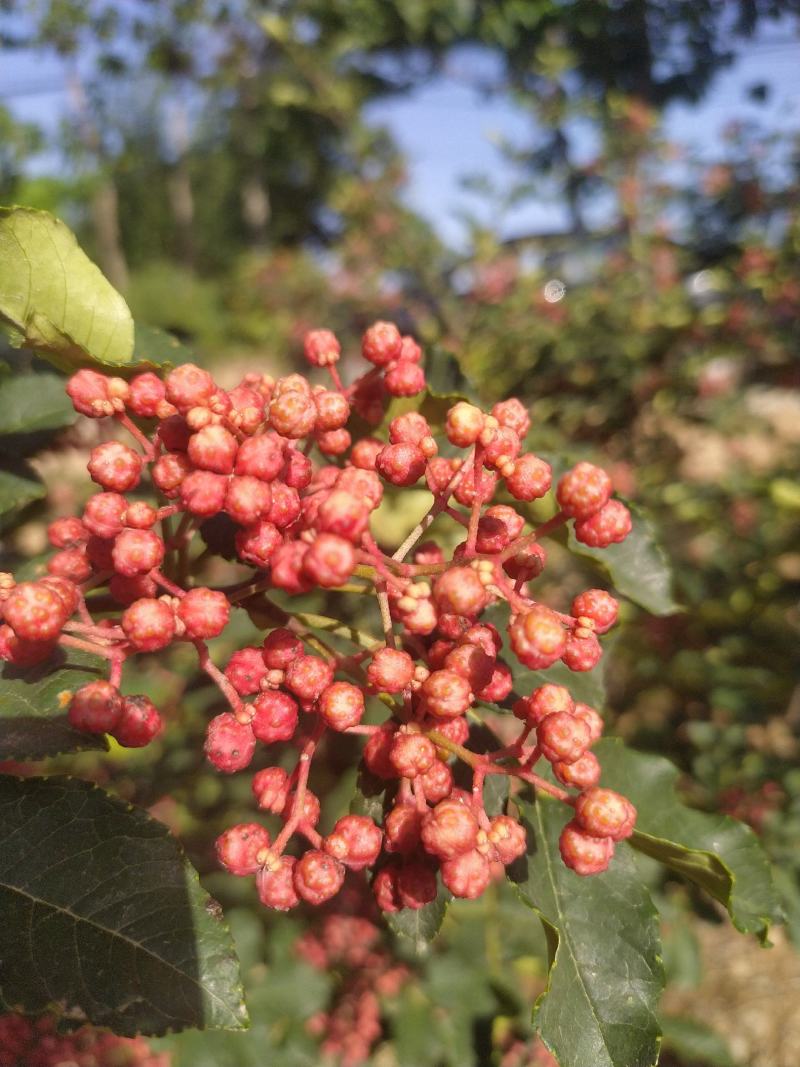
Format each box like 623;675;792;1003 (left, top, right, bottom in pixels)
121;597;175;652
421;669;472;720
572;589;619;634
48;516;89;548
3;582;68;642
251;689;299;744
317;681;364;731
225;647;267;695
363;724;398;779
488;816;527;865
492;398;530;437
257;856;300;910
265;481;302;528
376;442;426;487
559;820;615;876
83;492;128;539
452;464;497;507
574;501;633;547
444;641;494;693
515;684;575;725
158;414;192;451
39;575;79;617
269;390;317;438
294;850;345;905
506;454;552;501
165;363;216;413
271;544;314;602
574;787;637;841
573;703;604;742
476;660;513;702
112;695;163;747
445;402;484;448
188;424;238;474
0;624;54;667
177;587;230;639
262;628;304;670
87;441;142;492
399;335;423;363
373;865;401;912
317;490;371;542
128;372;165;417
324;815;382;870
205;712;256;773
419;759;454;804
384;805;423;855
284;655;334;703
537;712;591;765
367;648;414;693
385;361;425;397
557;462;612;520
112;529;164;578
433;567;488;618
124;501;157;529
553;752;602;789
508;606;566;670
314;390;350;431
562;631;602;672
361;321;402;366
397;862;437;909
303;534;356;588
67;368;111;416
152;452;192;497
282;789;321;828
109;573;158;606
215;822;270;876
304;328;341;367
252;766;290;812
222;475;270;525
441;848;491;898
235;434;284;482
180;470;228;517
235;519;282;568
389;731;437;778
68;681;123;734
47;547;91;583
421;798;479;860
350;437;384;470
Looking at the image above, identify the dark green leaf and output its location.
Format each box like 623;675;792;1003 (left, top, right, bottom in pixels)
0;775;247;1035
511;796;663;1067
660;1016;737;1067
0;646;109;759
0;465;45;524
132;322;193;370
385;877;451;951
0;207;134;372
0;372;74;435
350;765;389;822
568;504;681;615
596;739;781;943
512;656;607;710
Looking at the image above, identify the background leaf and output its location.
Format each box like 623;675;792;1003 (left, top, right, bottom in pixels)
0;647;109;759
0;372;74;435
0;774;247;1035
0;207;134;372
385;878;451;951
596;739;781;943
511;796;663;1067
568;504;681;616
0;465;45;526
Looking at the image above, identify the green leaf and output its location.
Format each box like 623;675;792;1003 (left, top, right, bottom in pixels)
511;797;663;1067
512;656;607;710
0;647;110;759
350;765;389;823
0;465;45;524
568;504;681;616
0;207;134;372
132;322;194;372
385;878;451;951
0;775;248;1035
660;1016;737;1067
0;372;74;435
596;739;781;943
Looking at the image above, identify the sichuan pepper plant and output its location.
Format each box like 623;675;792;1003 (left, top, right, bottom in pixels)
0;208;782;1067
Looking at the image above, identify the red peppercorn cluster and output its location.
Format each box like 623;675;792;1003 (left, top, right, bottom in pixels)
0;320;637;913
0;1012;169;1067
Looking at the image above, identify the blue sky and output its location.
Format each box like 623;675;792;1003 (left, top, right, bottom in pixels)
2;23;799;250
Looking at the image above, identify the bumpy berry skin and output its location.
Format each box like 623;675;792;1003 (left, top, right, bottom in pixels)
506;453;552;501
421;798;479;860
367;647;414;693
128;371;166;416
385;361;425;396
363;724;397;779
0;624;55;667
282;789;321;828
509;606;566;670
384;804;423;855
574;788;637;841
572;589;619;634
109;573;157;606
177;587;230;639
562;631;602;672
225;646;267;695
574;499;633;547
112;695;163;747
165;363;215;413
303;534;356;588
397;862;438;909
492;397;530;437
215;823;270;876
68;681;123;734
47;547;91;583
262;628;303;670
376;442;426;487
112;529;165;578
269;390;317;439
257;856;300;910
557;462;612;520
421;669;472;720
293;850;346;905
204;712;256;773
324;815;383;870
251;690;299;744
441;848;491;898
235;434;284;481
48;516;89;548
252;766;290;812
87;441;142;492
362;321;402;366
573;703;604;743
389;732;436;778
373;865;401;912
284;655;334;703
180;470;228;516
235;519;282;568
188;424;238;474
488;816;527;865
121;598;175;652
537;712;592;765
419;759;454;804
152;452;192;496
514;684;574;725
559;820;615;876
318;681;364;731
4;582;69;642
553;752;602;789
433;567;488;618
446;402;484;447
67;368;111;416
224;475;271;526
304;328;341;367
